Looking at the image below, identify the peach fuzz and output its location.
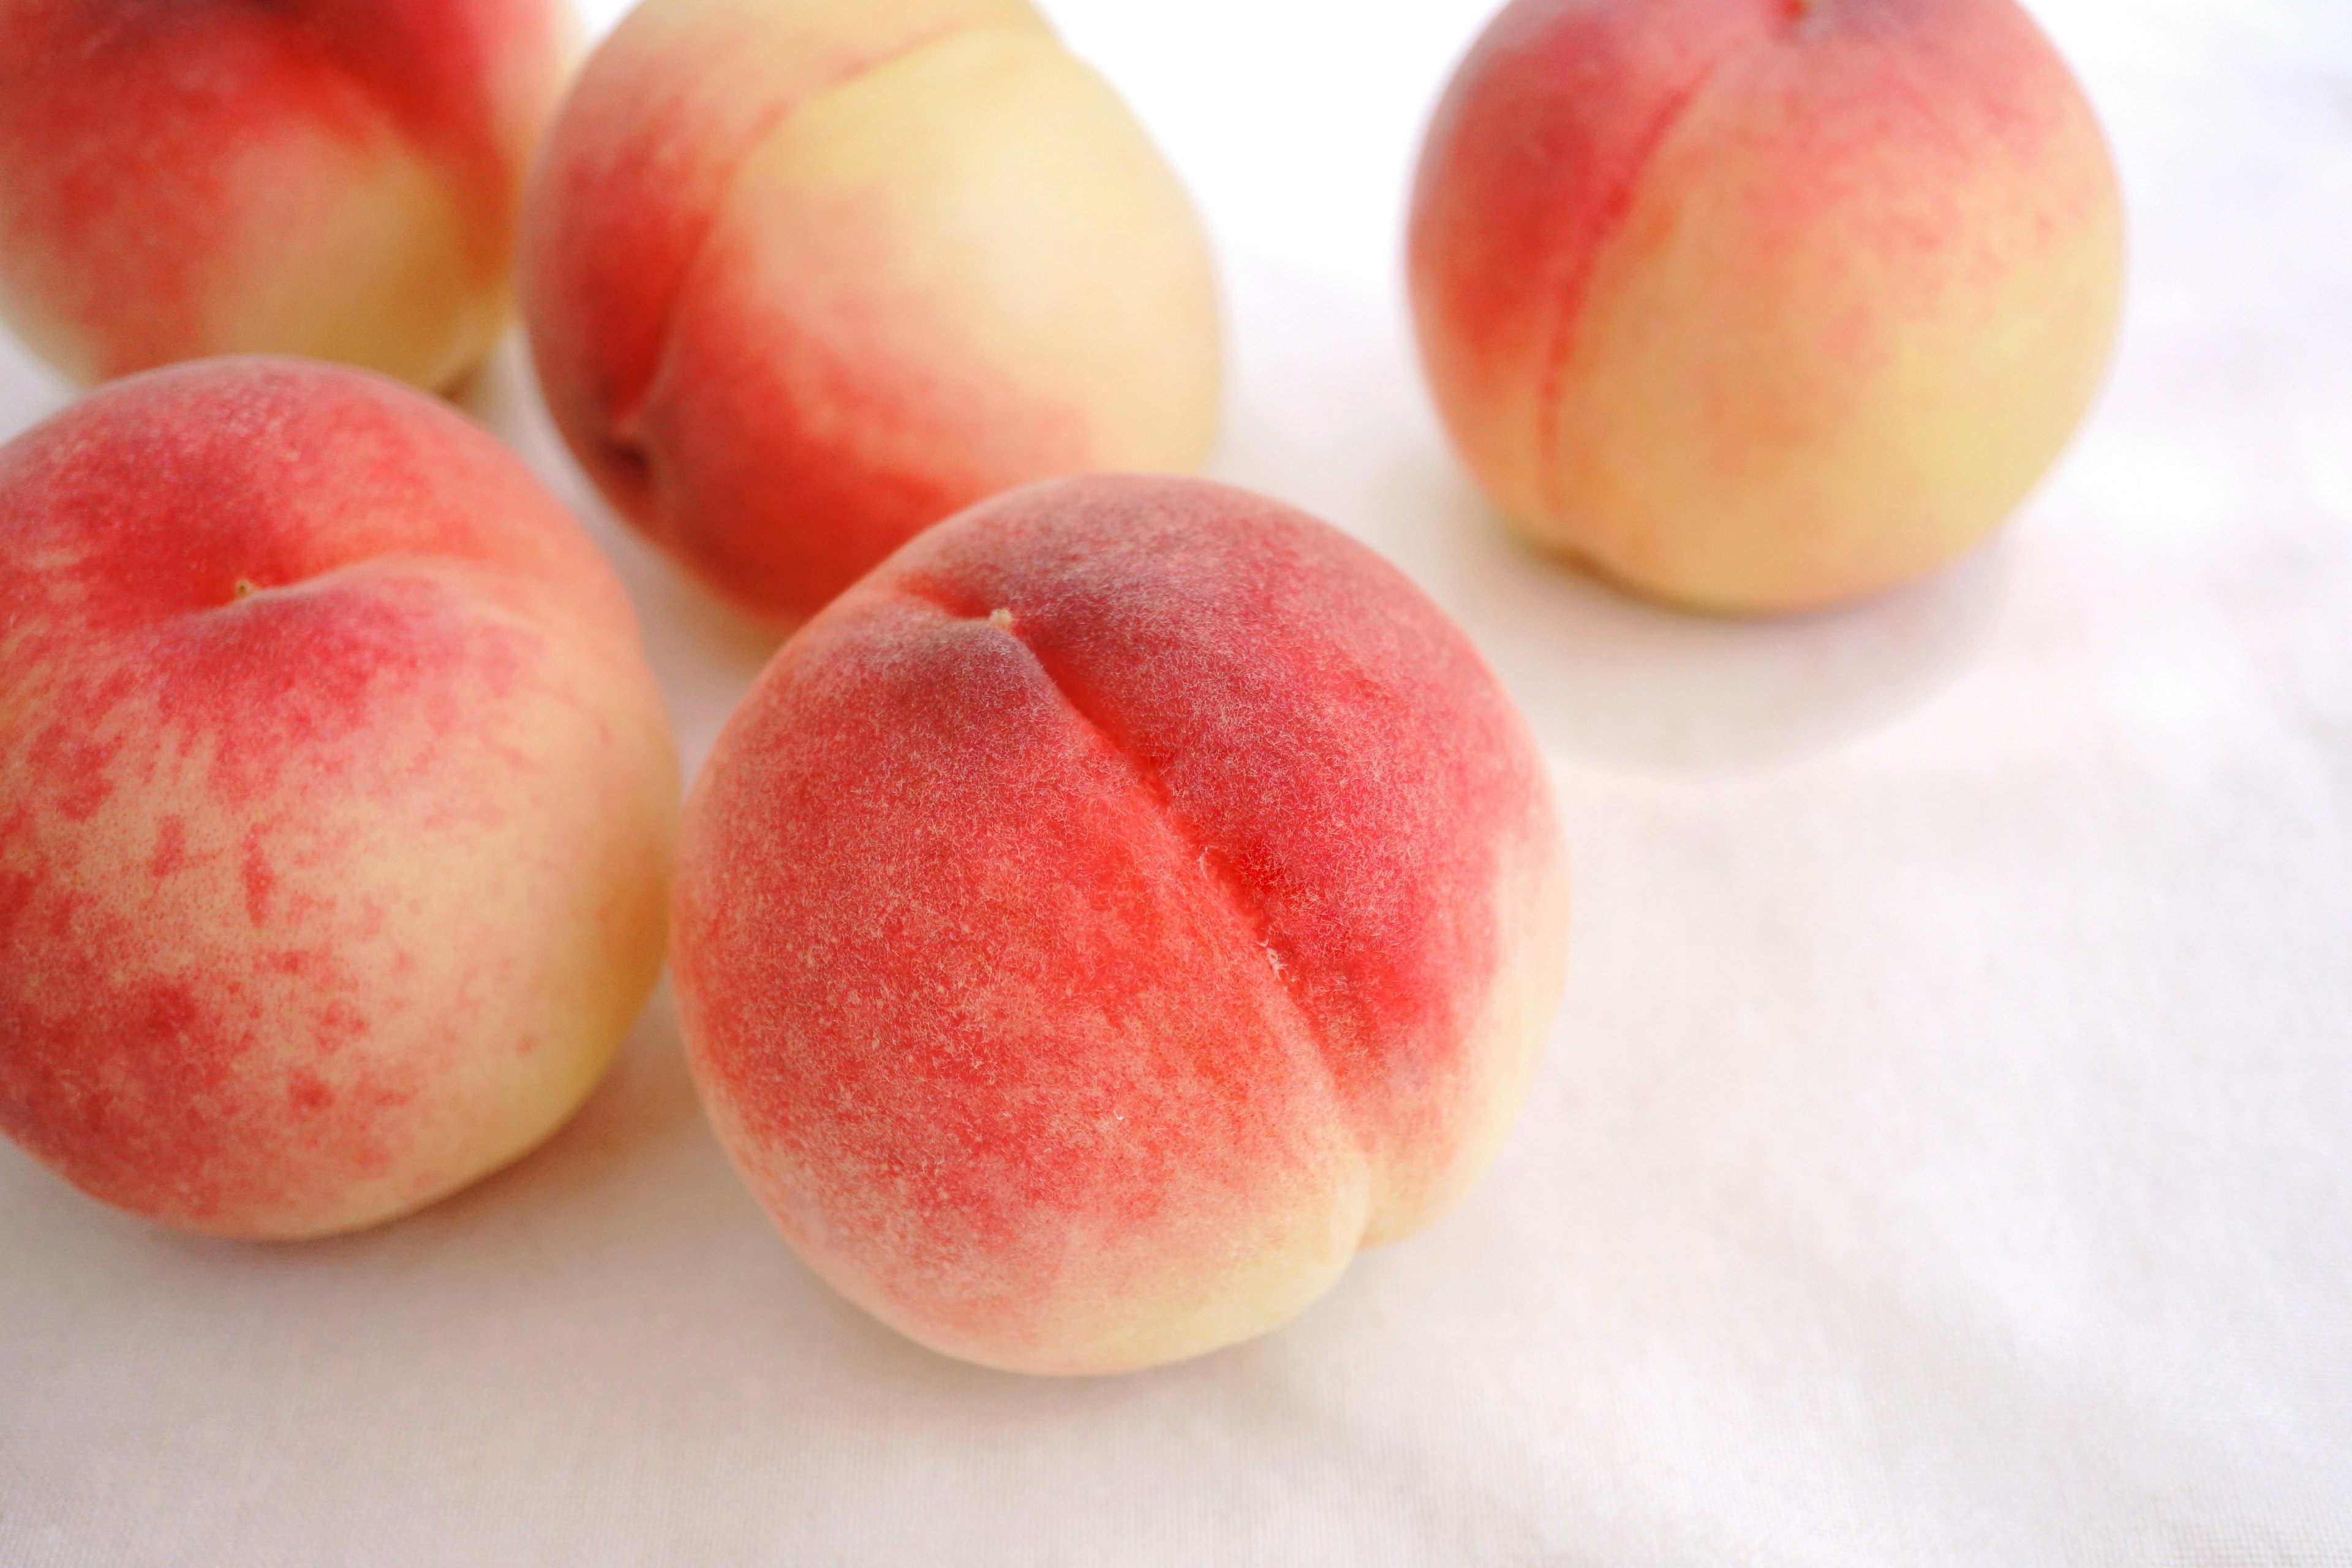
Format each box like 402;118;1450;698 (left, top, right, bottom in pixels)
522;0;1223;627
0;358;677;1239
1409;0;2125;614
672;475;1569;1374
0;0;573;391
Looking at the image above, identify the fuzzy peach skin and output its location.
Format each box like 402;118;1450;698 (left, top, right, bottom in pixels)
1408;0;2125;613
522;0;1223;627
0;0;573;391
672;475;1569;1374
0;358;677;1239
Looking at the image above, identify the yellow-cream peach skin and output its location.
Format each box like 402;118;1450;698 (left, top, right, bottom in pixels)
1409;0;2125;613
522;0;1223;625
0;0;573;391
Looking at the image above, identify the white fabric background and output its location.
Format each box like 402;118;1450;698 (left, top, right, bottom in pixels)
4;0;2348;1562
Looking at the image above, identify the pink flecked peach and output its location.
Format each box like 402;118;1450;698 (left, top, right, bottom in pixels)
0;0;573;390
0;358;677;1239
671;475;1569;1374
521;0;1223;626
1409;0;2125;613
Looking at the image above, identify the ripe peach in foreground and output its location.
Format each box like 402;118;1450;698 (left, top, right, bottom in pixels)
0;358;677;1238
522;0;1223;627
0;0;572;391
1409;0;2125;613
673;475;1569;1374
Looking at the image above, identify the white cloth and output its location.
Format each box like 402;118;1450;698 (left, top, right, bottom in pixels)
4;1;2346;1562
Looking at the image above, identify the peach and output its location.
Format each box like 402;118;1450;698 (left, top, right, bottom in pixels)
0;0;572;391
1408;0;2125;613
671;475;1569;1374
0;358;677;1238
521;0;1223;626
